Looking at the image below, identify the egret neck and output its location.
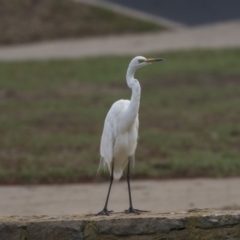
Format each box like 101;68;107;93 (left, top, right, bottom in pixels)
122;66;141;132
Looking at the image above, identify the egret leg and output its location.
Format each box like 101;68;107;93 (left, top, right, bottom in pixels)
96;161;114;216
125;157;149;214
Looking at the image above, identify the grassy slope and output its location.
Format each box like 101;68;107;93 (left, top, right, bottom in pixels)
0;48;240;184
0;0;162;45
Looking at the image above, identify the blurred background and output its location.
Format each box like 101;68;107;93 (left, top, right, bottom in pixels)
0;0;240;215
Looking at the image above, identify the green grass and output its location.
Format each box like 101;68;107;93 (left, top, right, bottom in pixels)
0;0;162;45
0;48;240;184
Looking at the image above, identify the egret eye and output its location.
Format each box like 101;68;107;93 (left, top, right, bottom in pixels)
138;59;144;63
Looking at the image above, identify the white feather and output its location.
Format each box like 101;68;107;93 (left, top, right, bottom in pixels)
98;56;163;181
99;100;139;180
96;56;164;215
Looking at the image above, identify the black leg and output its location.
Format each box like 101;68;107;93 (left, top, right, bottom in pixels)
125;157;149;214
96;161;114;216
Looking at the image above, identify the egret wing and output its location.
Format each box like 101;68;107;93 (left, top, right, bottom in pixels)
99;100;129;173
99;117;114;172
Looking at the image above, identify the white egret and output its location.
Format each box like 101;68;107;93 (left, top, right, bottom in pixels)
96;56;164;216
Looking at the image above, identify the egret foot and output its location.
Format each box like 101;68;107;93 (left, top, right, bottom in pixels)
95;208;113;216
125;207;149;214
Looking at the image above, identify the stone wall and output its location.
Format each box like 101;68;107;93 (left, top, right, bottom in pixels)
0;210;240;240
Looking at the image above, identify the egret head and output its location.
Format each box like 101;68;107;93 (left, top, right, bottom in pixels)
129;56;164;71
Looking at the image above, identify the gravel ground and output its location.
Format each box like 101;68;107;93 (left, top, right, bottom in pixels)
0;178;239;216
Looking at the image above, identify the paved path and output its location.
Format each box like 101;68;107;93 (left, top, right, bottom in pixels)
0;179;239;216
0;20;239;61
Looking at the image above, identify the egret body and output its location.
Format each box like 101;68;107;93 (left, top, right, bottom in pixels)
97;56;164;215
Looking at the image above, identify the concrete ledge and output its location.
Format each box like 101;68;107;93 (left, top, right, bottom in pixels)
0;210;240;240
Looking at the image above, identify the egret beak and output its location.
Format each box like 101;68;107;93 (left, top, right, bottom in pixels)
145;58;165;63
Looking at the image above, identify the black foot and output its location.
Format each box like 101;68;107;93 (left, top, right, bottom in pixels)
95;208;113;216
125;207;149;214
